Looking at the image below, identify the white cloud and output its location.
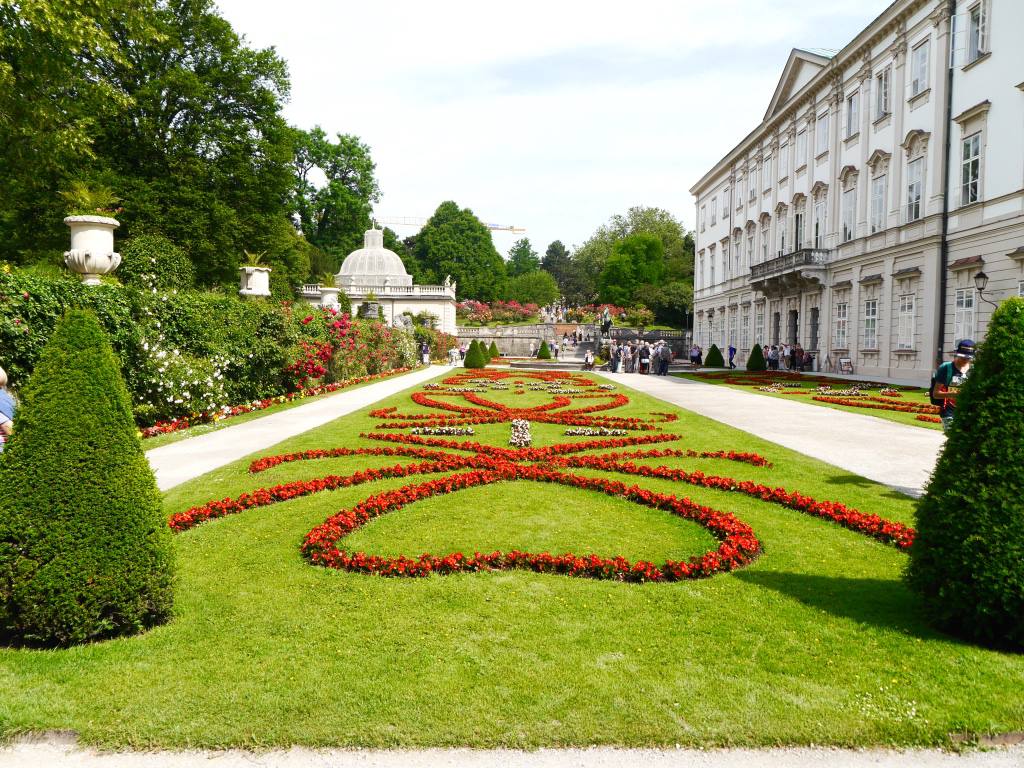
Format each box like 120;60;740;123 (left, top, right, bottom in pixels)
214;0;892;257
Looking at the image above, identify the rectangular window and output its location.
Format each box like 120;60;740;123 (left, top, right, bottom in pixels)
746;232;754;266
954;288;975;342
779;143;789;179
961;132;980;206
875;67;891;118
722;245;729;280
700;205;706;232
734;236;741;272
1019;280;1024;298
907;157;923;222
741;306;750;350
723;187;730;210
761;221;769;262
842;188;856;242
794;211;804;250
863;299;878;349
911;40;929;97
813;199;826;248
897;294;915;350
846;91;859;138
750;170;757;201
968;2;987;63
834;302;848;349
815;112;829;155
764;156;772;190
796;129;807;168
710;197;717;225
870;176;886;233
728;311;737;347
755;305;765;346
698;253;704;289
777;217;786;256
709;246;716;285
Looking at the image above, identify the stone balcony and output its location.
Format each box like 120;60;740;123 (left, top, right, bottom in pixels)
750;248;829;297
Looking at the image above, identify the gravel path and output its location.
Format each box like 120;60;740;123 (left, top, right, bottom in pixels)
144;365;442;490
2;740;1022;768
594;371;945;497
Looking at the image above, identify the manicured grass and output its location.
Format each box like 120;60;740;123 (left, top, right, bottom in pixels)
1;372;1021;749
674;371;941;430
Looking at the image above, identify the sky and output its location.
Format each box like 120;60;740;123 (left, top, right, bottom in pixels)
214;0;894;259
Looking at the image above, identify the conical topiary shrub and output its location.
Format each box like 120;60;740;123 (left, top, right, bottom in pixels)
906;297;1024;649
464;340;487;369
537;340;552;360
488;341;500;360
704;343;725;368
0;310;175;647
747;343;766;372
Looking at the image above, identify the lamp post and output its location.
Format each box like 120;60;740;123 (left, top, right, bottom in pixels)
973;270;999;308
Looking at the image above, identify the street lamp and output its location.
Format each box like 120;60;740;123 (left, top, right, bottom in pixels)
974;270;999;307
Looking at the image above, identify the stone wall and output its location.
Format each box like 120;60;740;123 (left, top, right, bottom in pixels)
455;324;600;357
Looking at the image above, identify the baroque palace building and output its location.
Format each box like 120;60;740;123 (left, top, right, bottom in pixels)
690;0;1023;383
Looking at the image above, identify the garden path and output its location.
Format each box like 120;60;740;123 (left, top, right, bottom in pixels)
593;371;944;497
1;739;1022;768
145;365;443;491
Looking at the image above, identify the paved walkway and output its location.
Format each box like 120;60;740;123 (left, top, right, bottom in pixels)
2;740;1022;768
594;371;945;497
145;366;441;491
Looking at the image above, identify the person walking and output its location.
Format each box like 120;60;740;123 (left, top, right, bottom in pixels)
0;366;15;453
782;342;792;370
930;339;975;432
728;343;737;370
419;341;431;365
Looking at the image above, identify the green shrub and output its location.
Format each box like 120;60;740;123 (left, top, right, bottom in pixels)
906;298;1024;650
464;340;487;369
747;343;766;371
118;234;196;291
537;340;552;360
704;343;725;368
488;341;500;359
0;310;174;647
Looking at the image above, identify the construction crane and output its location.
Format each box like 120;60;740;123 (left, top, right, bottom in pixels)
373;216;525;234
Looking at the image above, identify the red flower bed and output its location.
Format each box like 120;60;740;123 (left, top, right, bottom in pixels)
169;368;916;582
811;395;938;415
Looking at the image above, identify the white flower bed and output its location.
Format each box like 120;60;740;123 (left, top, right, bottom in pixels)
509;419;532;448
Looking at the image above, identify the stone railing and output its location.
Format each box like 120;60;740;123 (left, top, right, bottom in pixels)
750;248;829;281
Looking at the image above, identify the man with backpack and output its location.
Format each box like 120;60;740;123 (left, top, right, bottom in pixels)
930;339;975;433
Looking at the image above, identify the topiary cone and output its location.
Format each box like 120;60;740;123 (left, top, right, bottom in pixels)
463;340;487;369
0;309;175;647
906;297;1024;649
704;343;725;368
746;343;766;372
537;340;552;360
488;341;500;360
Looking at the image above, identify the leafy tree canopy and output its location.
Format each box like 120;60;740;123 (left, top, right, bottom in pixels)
598;233;664;307
505;270;560;307
507;238;540;277
413;201;506;302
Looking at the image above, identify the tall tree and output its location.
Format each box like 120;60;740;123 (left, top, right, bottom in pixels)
505;270;560;306
541;240;571;284
506;238;540;277
413;201;506;302
293;127;380;270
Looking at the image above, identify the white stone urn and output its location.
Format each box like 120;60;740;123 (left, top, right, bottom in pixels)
63;215;121;286
320;285;341;309
239;266;272;298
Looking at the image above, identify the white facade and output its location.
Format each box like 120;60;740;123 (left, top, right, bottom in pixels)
690;0;1024;383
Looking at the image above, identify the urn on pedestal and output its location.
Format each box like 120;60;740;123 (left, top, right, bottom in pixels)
63;216;121;286
238;266;272;298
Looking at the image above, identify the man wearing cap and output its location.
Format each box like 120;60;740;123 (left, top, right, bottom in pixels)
930;339;975;432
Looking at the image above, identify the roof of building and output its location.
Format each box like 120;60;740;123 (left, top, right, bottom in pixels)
336;229;413;287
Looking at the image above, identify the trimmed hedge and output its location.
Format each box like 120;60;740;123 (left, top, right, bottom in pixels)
118;233;196;291
747;343;766;372
537;340;552;360
0;310;175;647
488;341;500;359
906;298;1024;650
464;340;487;369
704;344;725;368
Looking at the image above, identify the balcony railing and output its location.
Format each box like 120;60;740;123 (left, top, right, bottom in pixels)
750;248;829;281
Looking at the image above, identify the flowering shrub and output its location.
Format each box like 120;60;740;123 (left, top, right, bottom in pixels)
456;300;539;325
170;370;916;586
565;304;626;323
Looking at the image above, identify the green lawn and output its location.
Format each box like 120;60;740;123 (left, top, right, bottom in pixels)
1;372;1020;749
674;371;942;430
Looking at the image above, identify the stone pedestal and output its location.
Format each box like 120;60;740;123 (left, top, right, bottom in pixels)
239;266;271;298
320;286;341;310
63;216;121;286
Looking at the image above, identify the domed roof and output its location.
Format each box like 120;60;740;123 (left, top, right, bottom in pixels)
336;229;411;286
